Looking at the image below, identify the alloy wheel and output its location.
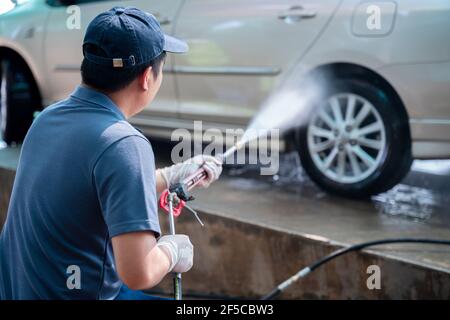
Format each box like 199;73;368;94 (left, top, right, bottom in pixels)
307;93;386;184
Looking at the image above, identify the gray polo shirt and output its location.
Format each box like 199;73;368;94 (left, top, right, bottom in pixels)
0;85;161;299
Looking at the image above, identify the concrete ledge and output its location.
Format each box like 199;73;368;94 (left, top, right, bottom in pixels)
155;209;450;299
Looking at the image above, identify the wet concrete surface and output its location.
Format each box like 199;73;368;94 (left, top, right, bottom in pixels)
150;141;450;273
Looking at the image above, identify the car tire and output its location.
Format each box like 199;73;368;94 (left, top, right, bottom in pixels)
0;59;38;145
297;77;412;198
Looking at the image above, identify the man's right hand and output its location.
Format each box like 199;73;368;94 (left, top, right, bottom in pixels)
157;234;194;273
157;155;223;190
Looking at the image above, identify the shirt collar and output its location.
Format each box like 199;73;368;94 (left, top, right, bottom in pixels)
70;85;126;120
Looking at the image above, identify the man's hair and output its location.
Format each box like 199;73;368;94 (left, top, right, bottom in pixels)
81;44;166;93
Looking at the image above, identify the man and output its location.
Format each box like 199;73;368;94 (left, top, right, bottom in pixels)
0;7;222;299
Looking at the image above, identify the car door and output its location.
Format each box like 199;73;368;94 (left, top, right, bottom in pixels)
43;0;183;117
173;0;341;129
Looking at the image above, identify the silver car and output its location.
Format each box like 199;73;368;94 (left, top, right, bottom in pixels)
1;0;449;198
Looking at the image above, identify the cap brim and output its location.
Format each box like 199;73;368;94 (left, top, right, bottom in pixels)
163;34;189;53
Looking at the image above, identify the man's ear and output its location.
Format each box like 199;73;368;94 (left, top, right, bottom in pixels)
141;66;153;91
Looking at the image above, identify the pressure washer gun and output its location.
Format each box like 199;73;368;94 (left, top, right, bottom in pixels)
158;143;243;300
158;164;210;300
159;168;207;226
159;142;242;220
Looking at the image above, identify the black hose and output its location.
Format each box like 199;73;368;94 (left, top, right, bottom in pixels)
261;238;450;300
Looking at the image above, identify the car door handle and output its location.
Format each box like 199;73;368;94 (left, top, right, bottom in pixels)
278;5;317;22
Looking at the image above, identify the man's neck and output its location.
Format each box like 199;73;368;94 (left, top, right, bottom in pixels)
82;83;136;118
107;90;135;119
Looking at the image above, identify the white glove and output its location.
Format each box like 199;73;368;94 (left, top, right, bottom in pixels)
157;234;194;273
158;155;223;189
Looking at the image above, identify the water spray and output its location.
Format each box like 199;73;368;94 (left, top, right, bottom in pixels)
158;66;327;299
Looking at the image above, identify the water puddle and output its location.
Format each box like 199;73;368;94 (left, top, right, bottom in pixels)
372;184;438;221
224;149;447;223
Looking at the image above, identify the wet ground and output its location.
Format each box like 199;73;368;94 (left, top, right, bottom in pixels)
1;140;450;271
233;156;450;228
152;140;450;226
151;140;450;271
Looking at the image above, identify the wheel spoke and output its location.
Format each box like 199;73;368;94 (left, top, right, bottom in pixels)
357;122;382;137
311;139;335;153
353;102;371;128
330;97;344;128
1;62;8;134
345;95;356;123
310;125;334;140
352;145;375;167
323;147;338;169
336;151;346;178
318;109;336;130
346;145;361;176
357;137;382;150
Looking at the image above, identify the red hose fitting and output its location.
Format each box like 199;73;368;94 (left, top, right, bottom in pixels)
159;189;186;217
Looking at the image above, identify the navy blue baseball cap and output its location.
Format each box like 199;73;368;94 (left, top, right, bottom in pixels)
83;6;188;68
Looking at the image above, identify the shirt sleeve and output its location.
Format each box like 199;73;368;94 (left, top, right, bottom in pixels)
93;135;161;238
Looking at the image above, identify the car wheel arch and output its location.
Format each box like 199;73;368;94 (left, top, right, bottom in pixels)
0;46;43;108
0;46;43;144
284;62;412;151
